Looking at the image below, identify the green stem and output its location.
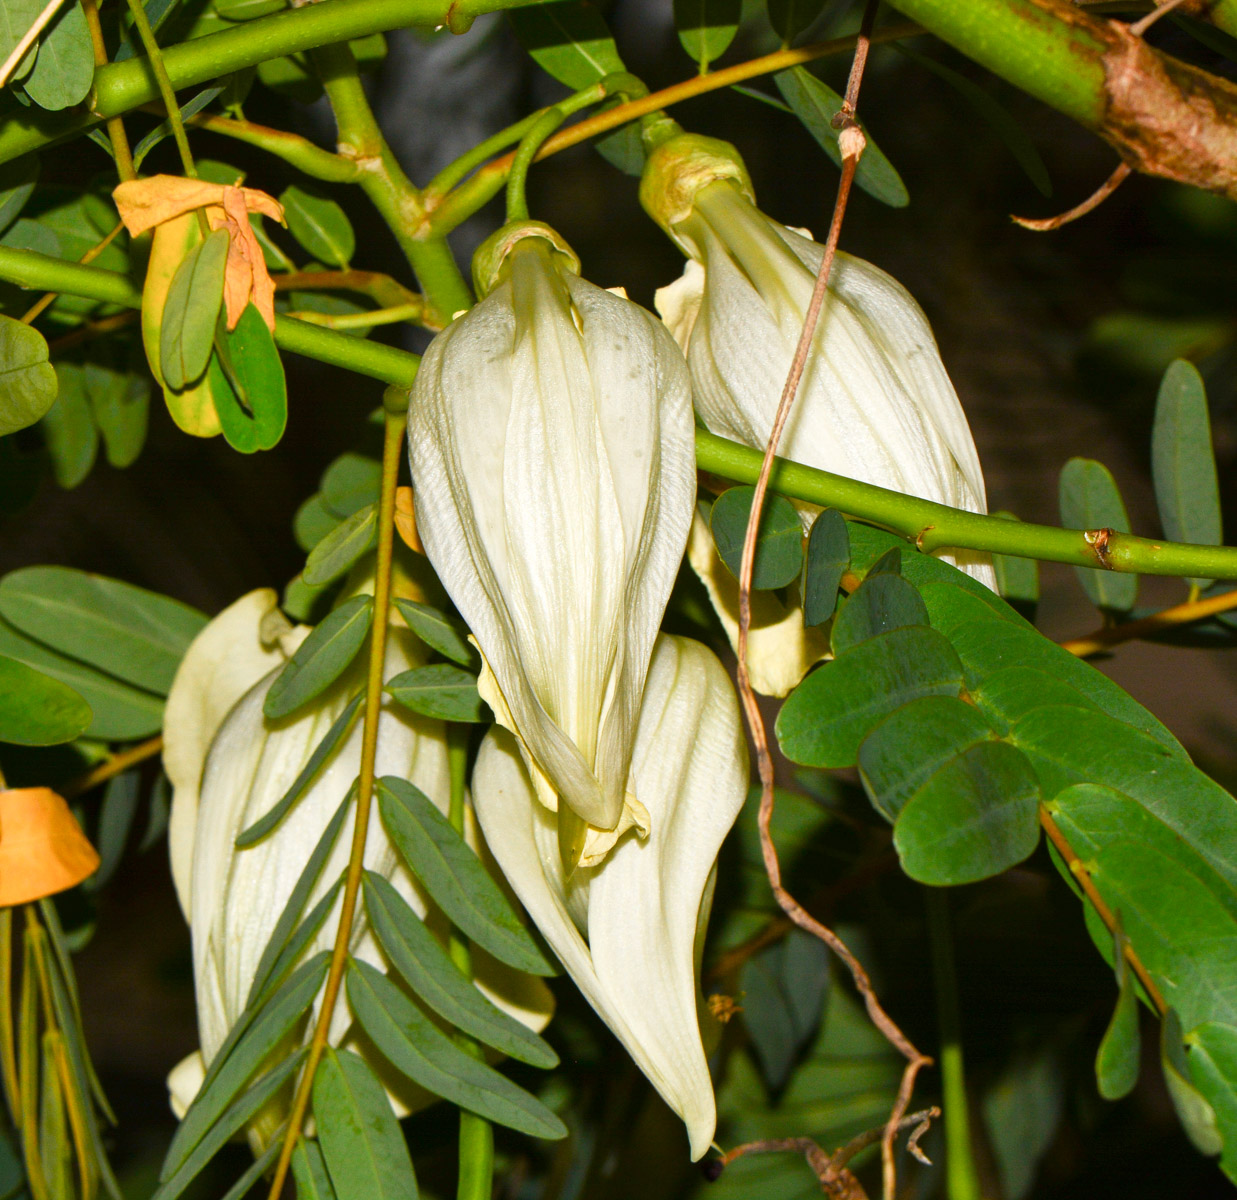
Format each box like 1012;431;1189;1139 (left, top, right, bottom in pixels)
185;111;362;183
926;889;981;1200
446;728;495;1200
310;41;471;325
122;0;196;177
506;107;568;222
16;245;1237;582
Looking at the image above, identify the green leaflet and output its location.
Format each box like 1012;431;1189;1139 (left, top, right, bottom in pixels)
211;303;288;453
160;955;328;1183
0;615;163;740
85;347;150;469
775;67;909;208
1185;1023;1237;1181
673;0;739;71
377;776;556;976
990;512;1041;619
1095;926;1141;1101
0;566;206;695
281;185;355;269
801;508;849;627
322;452;381;518
87;770;139;891
303;504;378;587
0;0;42;82
296;494;343;552
264;595;373;719
385;663;488;723
0;654;91;746
314;1048;418;1200
392;599;477;668
830;570;928;656
362;871;557;1068
1162;1010;1223;1158
42;361;98;489
0;314;57;437
346;959;567;1138
23;0;93;111
236;694;363;846
709;486;804;591
292;1139;337;1200
766;0;827;41
0;156;38;237
776;625;965;769
508;0;626;88
1152;359;1222;589
1058;456;1138;614
160;229;229;391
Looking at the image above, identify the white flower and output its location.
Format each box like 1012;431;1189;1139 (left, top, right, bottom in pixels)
472;633;749;1160
408;222;697;863
162;588;552;1139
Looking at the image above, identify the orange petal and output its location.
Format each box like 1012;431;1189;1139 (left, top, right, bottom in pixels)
0;788;99;906
394;487;424;554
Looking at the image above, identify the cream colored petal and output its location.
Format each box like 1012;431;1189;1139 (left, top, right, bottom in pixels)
167;1050;205;1120
654;259;705;352
163;588;292;918
687;509;829;697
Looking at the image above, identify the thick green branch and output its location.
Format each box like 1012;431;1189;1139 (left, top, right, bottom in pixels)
885;0;1237;200
0;0;552;165
11;246;1237;580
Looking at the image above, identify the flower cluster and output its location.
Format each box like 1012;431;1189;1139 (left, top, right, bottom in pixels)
167;136;993;1162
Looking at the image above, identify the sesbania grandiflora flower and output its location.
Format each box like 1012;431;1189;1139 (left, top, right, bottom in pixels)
408;221;696;866
162;587;552;1144
640;135;996;692
473;633;748;1160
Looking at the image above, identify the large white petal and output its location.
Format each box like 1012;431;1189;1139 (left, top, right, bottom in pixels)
473;635;748;1159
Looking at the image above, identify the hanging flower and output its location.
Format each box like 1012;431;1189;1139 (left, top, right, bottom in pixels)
641;136;996;689
472;633;749;1160
407;220;697;867
162;587;552;1143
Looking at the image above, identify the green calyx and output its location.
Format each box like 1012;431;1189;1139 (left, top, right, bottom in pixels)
638;133;755;253
471;220;580;297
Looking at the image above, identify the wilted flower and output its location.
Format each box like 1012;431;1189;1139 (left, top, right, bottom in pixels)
641;136;996;690
408;220;697;866
0;787;98;905
162;587;552;1142
472;633;749;1160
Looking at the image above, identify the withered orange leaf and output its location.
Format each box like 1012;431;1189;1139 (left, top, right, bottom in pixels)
0;788;100;906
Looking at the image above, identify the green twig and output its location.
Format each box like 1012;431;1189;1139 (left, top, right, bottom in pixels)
506;107;568;222
182;110;361;183
122;0;196;177
81;0;134;180
926;889;981;1200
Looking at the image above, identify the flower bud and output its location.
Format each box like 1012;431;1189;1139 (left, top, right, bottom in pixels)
472;634;749;1160
408;226;696;865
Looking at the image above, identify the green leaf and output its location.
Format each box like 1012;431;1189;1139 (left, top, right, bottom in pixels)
989;512;1040;619
377;776;555;976
133;85;226;170
981;1046;1064;1200
740;929;830;1091
236;696;362;847
23;0;93;111
801;508;849;627
0;0;42;82
776;626;965;769
304;504;378;587
709;486;804;591
363;872;557;1068
892;741;1041;885
264;595;373;720
212;304;288;453
857;694;994;823
1096;927;1141;1101
0;156;38;239
346;959;567;1138
508;0;626;88
0;615;163;740
155;1051;307;1200
218;1129;283;1200
87;769;139;890
321;453;381;519
386;664;488;723
896;45;1051;197
1162;1010;1223;1157
0;314;57;437
774;67;909;208
314;1048;418;1200
673;0;739;71
85;348;150;469
0;654;91;745
160;229;229;391
1058;457;1137;614
280;185;355;269
830;571;928;656
1152;359;1221;589
295;494;341;552
0;566;207;695
1184;1022;1237;1182
292;1139;337;1200
42;362;98;489
766;0;827;41
972;666;1101;732
161;955;328;1183
392;599;477;668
